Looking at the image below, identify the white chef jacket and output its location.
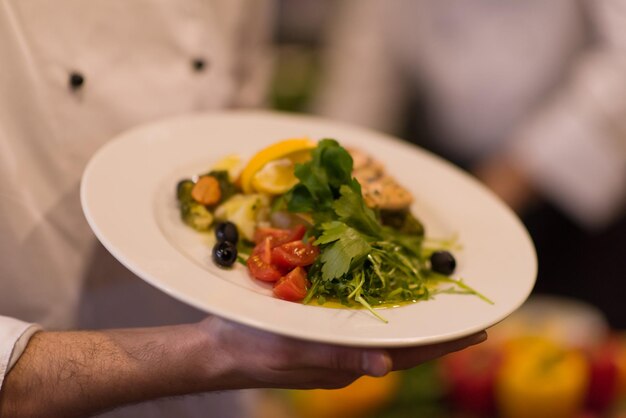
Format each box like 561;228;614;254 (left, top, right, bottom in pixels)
0;0;273;416
314;0;626;229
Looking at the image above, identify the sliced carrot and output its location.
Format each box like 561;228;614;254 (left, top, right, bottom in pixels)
191;176;221;205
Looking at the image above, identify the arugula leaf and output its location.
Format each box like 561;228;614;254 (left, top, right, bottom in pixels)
285;139;353;215
284;184;316;213
333;183;382;238
292;161;333;209
319;142;353;189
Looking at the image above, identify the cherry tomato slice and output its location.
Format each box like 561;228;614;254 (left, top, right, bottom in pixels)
247;237;283;282
273;267;310;301
253;225;306;247
271;241;319;269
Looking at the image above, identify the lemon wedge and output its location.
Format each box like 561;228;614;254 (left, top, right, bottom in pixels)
239;138;315;194
251;158;299;195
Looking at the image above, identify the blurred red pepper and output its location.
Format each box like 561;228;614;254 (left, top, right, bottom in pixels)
440;343;502;416
585;340;620;412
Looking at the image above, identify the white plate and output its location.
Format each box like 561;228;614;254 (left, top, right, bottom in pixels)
81;110;536;347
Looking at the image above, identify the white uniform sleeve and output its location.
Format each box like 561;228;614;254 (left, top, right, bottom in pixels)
510;0;626;229
0;316;41;391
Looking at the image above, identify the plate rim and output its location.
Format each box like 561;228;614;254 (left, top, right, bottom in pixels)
81;109;537;347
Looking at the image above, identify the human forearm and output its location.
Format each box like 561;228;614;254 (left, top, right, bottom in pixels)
0;316;486;418
0;323;222;418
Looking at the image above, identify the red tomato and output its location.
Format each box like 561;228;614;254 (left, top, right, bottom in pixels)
247;237;283;282
273;267;310;301
271;241;319;269
253;225;306;247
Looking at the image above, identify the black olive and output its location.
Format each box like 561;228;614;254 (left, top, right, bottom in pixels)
212;241;238;268
215;221;239;244
430;251;456;275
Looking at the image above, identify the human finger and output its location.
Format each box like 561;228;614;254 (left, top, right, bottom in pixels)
296;344;390;376
388;331;487;370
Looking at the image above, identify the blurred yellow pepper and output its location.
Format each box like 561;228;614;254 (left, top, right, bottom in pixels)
496;337;590;418
290;372;400;418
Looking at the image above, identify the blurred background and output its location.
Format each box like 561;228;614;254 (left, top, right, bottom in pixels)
258;0;626;417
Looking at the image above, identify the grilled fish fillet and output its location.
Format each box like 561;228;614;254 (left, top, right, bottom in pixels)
348;148;413;210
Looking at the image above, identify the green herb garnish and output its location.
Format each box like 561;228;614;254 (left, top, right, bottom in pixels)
284;139;490;321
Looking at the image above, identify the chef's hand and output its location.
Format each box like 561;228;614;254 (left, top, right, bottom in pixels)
0;315;486;418
199;316;487;390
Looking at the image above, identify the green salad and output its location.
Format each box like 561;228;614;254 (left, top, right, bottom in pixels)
177;138;492;322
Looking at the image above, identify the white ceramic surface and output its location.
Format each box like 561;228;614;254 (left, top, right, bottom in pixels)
81;110;537;347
